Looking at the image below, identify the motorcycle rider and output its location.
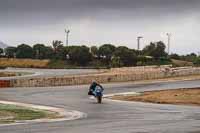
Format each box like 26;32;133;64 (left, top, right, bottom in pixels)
88;81;103;96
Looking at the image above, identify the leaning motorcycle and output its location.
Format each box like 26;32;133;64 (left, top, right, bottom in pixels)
92;86;104;104
88;85;104;103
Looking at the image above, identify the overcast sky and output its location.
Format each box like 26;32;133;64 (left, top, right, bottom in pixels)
0;0;200;54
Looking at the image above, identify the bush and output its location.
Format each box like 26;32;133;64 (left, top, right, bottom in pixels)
194;58;200;66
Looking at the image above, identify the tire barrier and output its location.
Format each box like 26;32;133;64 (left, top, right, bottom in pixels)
1;66;200;88
8;67;200;88
0;80;10;88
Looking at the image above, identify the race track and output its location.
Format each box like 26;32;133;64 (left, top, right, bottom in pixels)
0;80;200;133
0;68;100;80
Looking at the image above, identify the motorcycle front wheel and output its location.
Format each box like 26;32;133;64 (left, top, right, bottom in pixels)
97;96;102;104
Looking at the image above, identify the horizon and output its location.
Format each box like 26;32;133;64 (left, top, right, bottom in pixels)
1;0;200;55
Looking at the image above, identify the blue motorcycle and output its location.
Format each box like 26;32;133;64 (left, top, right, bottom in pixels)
88;85;104;103
94;86;104;103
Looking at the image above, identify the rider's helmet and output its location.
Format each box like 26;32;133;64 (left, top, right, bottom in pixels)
92;80;97;85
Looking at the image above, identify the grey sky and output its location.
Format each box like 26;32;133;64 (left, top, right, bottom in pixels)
0;0;200;54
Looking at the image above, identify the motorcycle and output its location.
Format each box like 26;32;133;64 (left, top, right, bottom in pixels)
94;86;103;103
88;85;104;104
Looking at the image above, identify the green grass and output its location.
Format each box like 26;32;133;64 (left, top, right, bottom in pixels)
0;104;58;124
0;72;33;77
47;59;108;69
0;58;50;68
47;60;68;69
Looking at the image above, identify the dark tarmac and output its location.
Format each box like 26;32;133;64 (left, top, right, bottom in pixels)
0;80;200;133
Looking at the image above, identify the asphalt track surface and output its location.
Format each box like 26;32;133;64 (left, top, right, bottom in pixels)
0;80;200;133
0;68;100;79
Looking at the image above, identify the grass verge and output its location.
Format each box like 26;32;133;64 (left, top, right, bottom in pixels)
0;58;50;68
0;58;107;69
0;72;33;77
111;88;200;106
0;104;60;124
0;72;16;77
171;59;194;67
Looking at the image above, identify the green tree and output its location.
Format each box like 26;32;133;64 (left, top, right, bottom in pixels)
98;44;116;64
170;53;180;60
4;47;17;58
52;40;65;59
52;40;63;52
154;41;167;58
114;46;137;66
16;44;33;58
33;44;47;59
68;45;92;65
0;48;3;56
142;42;156;56
142;41;167;59
90;46;98;57
44;46;54;59
111;56;122;67
194;57;200;66
184;53;198;62
190;53;197;57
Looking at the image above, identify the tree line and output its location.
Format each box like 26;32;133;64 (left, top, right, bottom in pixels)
170;53;200;66
0;40;170;67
